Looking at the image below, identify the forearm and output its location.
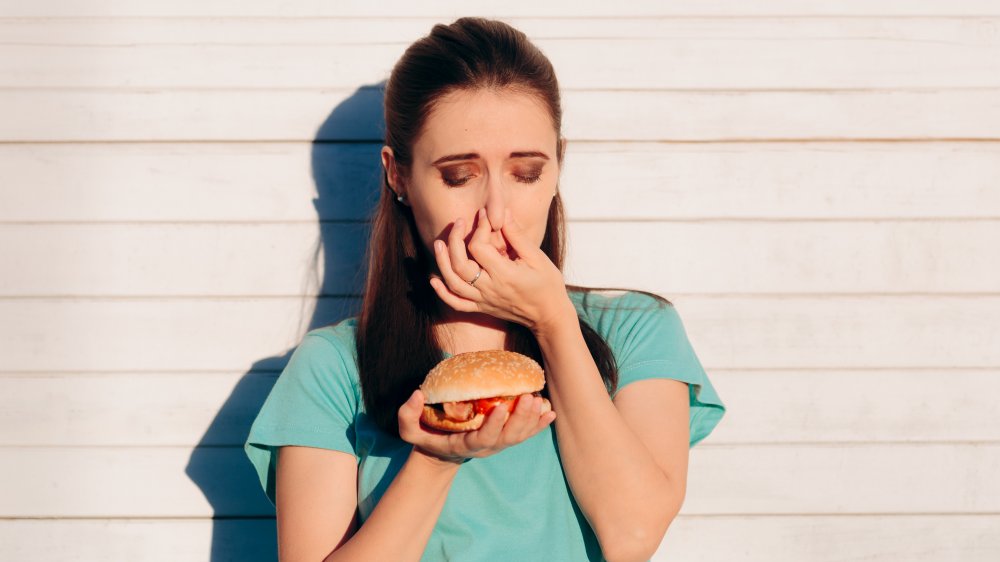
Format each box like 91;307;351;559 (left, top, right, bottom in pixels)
324;447;459;561
534;301;678;561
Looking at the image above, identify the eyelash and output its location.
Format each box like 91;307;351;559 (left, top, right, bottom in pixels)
443;174;541;187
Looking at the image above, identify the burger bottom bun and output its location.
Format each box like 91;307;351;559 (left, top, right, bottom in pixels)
419;398;552;433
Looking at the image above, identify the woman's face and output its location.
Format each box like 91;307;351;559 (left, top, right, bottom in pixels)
383;88;562;267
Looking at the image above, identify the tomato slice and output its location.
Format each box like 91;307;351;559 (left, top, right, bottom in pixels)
473;396;517;416
472;392;543;416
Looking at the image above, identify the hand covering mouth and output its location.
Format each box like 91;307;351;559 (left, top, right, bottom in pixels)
494;241;517;260
484;226;517;259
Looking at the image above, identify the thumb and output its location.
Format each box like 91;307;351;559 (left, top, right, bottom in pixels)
398;390;425;441
400;389;423;416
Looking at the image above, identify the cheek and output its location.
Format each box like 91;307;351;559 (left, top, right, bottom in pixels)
411;203;467;249
407;204;443;250
518;198;552;247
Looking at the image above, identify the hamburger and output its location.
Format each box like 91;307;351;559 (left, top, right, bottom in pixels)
419;350;552;432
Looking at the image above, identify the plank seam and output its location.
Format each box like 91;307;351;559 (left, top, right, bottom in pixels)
4;512;1000;521
4;217;1000;224
5;138;1000;145
3;293;1000;299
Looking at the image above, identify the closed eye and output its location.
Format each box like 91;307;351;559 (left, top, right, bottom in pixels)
441;172;541;187
443;175;473;187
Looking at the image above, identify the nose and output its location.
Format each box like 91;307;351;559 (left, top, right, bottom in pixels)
482;173;506;231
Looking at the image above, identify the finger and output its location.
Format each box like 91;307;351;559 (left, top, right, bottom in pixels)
446;216;484;294
500;394;541;444
500;209;539;263
535;409;557;431
466;207;513;276
432;235;481;302
429;273;479;313
468;402;509;450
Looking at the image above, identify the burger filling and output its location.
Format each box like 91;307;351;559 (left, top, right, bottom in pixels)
432;391;543;421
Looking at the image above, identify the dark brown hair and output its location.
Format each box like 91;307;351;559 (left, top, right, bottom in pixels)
356;17;670;437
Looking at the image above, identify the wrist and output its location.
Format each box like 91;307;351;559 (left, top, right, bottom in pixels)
411;445;468;471
531;295;578;340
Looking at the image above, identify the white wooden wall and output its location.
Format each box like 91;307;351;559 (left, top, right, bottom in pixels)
2;1;999;560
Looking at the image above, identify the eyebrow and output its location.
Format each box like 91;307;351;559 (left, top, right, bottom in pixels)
431;151;549;166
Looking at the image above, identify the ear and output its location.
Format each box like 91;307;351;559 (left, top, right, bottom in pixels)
381;146;405;195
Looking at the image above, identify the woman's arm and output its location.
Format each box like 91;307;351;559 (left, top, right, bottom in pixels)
531;300;688;562
276;383;552;561
276;445;461;562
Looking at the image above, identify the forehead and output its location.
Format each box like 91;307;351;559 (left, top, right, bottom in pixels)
415;88;556;161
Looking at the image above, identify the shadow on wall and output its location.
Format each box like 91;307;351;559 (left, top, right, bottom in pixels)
184;82;386;561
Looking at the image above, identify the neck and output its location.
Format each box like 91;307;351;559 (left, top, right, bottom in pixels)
432;307;510;353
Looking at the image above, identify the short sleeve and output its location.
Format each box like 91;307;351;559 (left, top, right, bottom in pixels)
595;292;727;447
244;330;360;506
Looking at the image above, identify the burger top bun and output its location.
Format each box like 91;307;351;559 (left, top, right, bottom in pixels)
420;350;545;404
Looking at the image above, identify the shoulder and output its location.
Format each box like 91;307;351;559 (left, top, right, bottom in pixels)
569;289;676;336
569;288;670;310
280;316;362;394
568;288;690;368
299;316;359;362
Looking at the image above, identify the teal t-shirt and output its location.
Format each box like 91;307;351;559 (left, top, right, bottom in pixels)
244;290;726;561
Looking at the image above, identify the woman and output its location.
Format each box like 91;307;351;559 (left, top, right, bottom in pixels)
245;17;726;562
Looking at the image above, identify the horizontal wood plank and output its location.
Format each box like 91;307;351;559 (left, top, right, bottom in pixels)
4;89;1000;142
1;369;997;447
1;515;999;561
0;519;278;562
1;296;999;371
10;17;1000;45
2;444;998;516
4;142;999;222
660;514;1000;561
6;19;1000;89
1;221;997;295
7;0;1000;17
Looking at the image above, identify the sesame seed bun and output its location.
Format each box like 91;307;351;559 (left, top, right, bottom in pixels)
419;350;545;403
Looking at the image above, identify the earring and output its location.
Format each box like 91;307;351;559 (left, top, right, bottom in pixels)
396;192;408;204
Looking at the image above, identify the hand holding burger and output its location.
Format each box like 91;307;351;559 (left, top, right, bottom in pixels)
397;350;557;464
